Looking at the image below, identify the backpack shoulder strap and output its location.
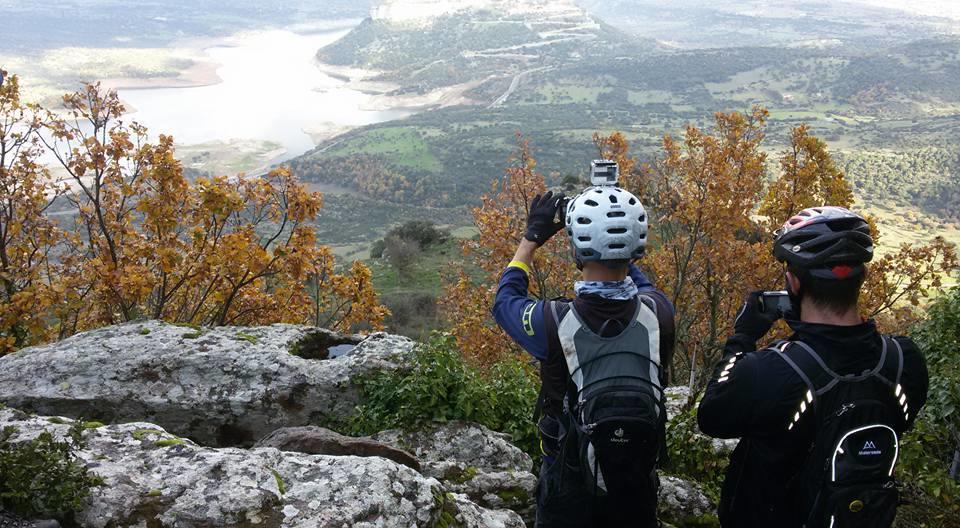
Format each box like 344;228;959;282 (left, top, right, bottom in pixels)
873;335;904;388
775;340;837;398
775;340;839;431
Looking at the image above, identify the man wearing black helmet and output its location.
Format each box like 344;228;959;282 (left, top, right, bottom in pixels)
697;206;929;527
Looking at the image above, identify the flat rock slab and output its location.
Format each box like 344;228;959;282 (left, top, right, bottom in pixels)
0;321;413;447
0;409;524;528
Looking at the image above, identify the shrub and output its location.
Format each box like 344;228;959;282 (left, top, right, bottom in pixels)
896;286;960;526
0;420;103;520
382;292;440;339
347;334;540;455
370;239;387;259
664;404;727;503
391;220;448;248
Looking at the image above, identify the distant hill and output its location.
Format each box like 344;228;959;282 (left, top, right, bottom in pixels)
288;0;960;249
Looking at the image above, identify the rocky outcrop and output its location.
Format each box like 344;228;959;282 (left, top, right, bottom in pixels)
0;321;412;447
373;421;538;520
658;476;714;525
0;408;523;528
255;426;421;472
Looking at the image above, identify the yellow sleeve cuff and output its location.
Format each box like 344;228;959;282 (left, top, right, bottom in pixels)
507;260;532;275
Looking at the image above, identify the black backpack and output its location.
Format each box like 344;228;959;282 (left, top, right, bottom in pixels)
776;336;908;528
549;297;666;497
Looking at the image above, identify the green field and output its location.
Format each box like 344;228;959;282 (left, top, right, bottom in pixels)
324;127;441;172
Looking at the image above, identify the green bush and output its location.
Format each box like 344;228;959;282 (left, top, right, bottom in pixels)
664;404;727;503
347;333;540;455
896;287;960;526
0;420;103;520
390;220;449;248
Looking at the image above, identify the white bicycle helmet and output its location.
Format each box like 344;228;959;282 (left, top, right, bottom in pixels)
565;186;648;264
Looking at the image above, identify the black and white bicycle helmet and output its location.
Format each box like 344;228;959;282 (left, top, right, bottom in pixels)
565;186;648;264
773;206;873;279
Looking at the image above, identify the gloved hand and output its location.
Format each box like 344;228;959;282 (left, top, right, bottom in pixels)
733;290;780;342
524;191;566;246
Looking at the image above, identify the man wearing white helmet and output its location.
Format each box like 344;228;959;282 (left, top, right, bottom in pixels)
493;161;675;527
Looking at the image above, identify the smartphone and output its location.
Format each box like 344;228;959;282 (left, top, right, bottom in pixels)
759;291;792;316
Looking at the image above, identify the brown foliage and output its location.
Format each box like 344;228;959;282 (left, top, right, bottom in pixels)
442;134;576;364
0;78;387;353
447;112;957;388
645;107;772;387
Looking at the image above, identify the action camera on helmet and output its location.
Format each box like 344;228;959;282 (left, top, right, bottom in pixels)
590;160;619;186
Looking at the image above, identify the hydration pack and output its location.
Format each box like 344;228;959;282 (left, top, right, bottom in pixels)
549;296;666;497
776;337;908;528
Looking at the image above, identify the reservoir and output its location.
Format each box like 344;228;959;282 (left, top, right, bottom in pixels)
118;23;407;163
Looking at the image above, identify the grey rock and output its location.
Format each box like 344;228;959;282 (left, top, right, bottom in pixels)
443;493;526;528
373;421;537;521
0;321;413;447
0;409;520;528
0;513;60;528
255;426;421;472
658;475;714;524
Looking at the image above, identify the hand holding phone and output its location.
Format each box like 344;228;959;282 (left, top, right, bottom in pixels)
758;291;792;317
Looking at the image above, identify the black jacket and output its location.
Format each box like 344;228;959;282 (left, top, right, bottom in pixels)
697;319;929;527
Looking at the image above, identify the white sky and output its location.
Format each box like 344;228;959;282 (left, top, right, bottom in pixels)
851;0;960;21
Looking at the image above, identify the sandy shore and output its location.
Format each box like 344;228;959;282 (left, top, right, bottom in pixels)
100;58;222;91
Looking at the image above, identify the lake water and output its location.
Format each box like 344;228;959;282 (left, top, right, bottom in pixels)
119;24;407;162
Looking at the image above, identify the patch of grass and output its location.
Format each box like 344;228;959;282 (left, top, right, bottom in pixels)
138;327;151;335
269;467;286;496
131;428;164;441
234;332;259;344
82;421;105;430
182;331;203;339
154;438;185;447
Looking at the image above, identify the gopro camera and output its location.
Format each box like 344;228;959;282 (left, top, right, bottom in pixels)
759;291;792;317
590;160;619;186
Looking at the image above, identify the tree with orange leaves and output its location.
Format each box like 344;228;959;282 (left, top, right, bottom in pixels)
756;124;958;334
0;74;65;352
443;134;577;364
0;78;386;353
643;107;772;387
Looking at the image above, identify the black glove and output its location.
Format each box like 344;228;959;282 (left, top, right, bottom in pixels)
733;291;780;342
524;191;566;246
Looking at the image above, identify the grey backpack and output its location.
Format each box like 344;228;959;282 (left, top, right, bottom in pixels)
551;296;666;495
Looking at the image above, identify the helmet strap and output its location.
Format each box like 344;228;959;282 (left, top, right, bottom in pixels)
785;270;803;319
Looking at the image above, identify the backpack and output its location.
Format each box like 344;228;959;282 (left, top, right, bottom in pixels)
776;336;908;528
549;296;666;497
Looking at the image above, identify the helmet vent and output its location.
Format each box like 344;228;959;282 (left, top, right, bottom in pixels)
577;217;592;225
578;236;591;242
609;243;626;249
607;211;626;218
638;214;646;222
628;198;636;205
585;199;599;207
609;195;618;204
608;227;627;234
